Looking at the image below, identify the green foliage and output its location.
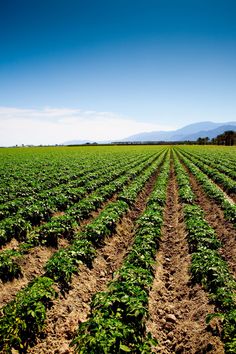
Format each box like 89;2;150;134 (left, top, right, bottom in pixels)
177;150;236;228
0;277;57;352
45;239;96;285
174;149;236;353
71;153;170;353
0;249;22;281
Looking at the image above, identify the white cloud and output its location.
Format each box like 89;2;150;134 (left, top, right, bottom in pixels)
0;106;173;146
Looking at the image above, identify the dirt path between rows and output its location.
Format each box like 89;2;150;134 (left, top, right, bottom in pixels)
28;168;161;354
0;194;118;309
0;246;56;308
146;161;224;354
186;168;236;279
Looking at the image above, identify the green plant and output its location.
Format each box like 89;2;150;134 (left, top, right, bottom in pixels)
0;277;57;352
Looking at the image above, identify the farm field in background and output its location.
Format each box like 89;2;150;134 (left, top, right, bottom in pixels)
0;145;235;354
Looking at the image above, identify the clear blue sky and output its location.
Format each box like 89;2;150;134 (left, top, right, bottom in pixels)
0;0;236;145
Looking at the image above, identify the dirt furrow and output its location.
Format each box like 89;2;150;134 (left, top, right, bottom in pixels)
0;195;118;309
0;237;19;252
0;246;55;308
146;162;224;354
28;168;160;353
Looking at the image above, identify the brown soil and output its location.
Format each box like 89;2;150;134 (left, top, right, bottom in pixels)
0;196;117;309
231;193;236;203
28;168;160;353
187;169;236;278
0;246;55;308
146;162;224;354
0;166;157;312
0;237;19;251
52;211;65;217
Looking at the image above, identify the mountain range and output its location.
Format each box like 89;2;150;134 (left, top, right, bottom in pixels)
63;121;236;145
121;121;236;142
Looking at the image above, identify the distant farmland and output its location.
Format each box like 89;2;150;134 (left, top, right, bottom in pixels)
0;145;235;353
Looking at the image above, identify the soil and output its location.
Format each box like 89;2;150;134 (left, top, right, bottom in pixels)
0;246;55;308
1;156;231;354
0;237;19;251
0;166;159;312
0;193;124;310
28;167;160;353
146;161;225;354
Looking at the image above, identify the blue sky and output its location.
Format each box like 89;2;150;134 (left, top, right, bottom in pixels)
0;0;236;145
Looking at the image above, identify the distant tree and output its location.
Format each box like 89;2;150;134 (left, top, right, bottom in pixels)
224;130;235;146
214;130;236;146
196;137;209;145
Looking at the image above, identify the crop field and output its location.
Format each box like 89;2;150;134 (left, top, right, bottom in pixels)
0;145;235;354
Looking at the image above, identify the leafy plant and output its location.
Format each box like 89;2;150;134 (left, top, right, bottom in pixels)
0;249;22;281
0;277;57;353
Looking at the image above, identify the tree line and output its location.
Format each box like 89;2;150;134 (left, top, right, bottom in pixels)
196;130;236;146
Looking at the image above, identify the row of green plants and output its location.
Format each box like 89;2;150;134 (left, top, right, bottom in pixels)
178;149;236;194
0;151;150;223
0;151;168;352
179;146;236;170
180;148;236;180
0;276;57;353
44;152;167;287
0;148;121;204
0;152;160;246
175;149;236;227
0;151;149;219
173;152;236;353
0;151;166;282
71;152;170;353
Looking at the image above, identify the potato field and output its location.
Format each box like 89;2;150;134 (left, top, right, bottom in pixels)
0;145;235;354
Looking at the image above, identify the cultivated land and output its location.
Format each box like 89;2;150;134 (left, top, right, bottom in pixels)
0;145;235;353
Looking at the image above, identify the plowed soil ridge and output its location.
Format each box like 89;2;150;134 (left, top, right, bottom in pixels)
146;161;224;354
28;167;160;353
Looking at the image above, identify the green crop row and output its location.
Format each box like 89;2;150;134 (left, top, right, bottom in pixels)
44;151;167;287
177;146;236;172
0;152;155;244
0;151;161;246
180;148;236;181
0;147;129;204
179;149;236;194
0;150;167;352
173;152;236;353
176;149;236;227
0;276;57;353
71;152;170;353
0;147;161;201
0;151;166;282
0;152;149;220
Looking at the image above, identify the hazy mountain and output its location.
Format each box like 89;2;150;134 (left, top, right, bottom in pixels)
63;121;236;145
181;124;236;141
122;121;236;142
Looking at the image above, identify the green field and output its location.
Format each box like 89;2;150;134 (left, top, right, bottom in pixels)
0;145;235;353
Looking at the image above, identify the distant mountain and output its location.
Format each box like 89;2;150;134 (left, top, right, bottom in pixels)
122;121;236;142
63;121;236;145
182;125;236;141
